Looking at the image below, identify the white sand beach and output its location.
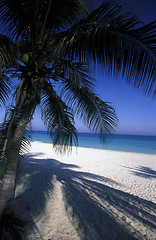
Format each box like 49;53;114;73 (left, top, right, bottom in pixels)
14;142;156;240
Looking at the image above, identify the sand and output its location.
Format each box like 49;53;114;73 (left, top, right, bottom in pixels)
14;141;156;240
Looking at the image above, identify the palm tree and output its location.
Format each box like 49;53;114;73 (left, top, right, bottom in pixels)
0;0;155;223
0;34;16;107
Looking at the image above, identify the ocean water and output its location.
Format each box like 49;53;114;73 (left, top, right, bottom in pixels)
31;131;156;155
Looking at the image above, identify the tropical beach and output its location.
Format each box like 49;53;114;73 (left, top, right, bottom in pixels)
14;141;156;240
0;0;156;239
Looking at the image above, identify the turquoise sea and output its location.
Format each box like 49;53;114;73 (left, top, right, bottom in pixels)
31;131;156;155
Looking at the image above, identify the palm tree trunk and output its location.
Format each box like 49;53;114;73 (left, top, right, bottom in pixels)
0;103;37;219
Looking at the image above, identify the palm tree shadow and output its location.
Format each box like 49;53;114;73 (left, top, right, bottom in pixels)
14;154;156;240
123;165;156;179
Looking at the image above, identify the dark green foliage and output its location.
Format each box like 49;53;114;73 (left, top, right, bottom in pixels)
55;0;156;95
41;81;78;153
0;0;88;38
58;60;117;136
0;74;10;107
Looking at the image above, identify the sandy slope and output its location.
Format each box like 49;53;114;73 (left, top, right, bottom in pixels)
14;142;156;240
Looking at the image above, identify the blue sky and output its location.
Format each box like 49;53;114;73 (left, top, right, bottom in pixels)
0;0;156;135
32;0;156;135
77;0;156;135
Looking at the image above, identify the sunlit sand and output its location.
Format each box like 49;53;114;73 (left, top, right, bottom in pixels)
14;142;156;240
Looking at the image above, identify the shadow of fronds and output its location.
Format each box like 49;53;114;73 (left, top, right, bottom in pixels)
14;154;156;240
123;165;156;179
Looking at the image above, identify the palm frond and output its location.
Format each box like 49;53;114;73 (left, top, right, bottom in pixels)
0;106;32;181
0;34;17;106
36;0;88;32
55;0;156;96
19;122;32;156
85;0;140;28
0;34;16;67
57;60;118;138
61;78;117;138
0;74;11;107
41;81;78;152
0;0;88;39
0;0;31;38
54;58;95;91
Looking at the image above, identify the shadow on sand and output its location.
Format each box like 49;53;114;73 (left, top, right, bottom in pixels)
126;166;156;179
14;153;156;240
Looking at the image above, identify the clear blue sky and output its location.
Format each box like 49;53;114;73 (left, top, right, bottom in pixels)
0;0;156;135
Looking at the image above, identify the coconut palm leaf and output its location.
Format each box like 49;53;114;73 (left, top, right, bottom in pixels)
34;0;88;32
0;34;17;106
0;0;35;38
0;74;11;107
19;122;32;156
55;0;156;96
58;60;118;137
0;34;16;67
0;0;88;39
41;81;78;152
54;58;95;90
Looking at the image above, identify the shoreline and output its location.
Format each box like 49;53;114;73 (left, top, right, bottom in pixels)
31;140;156;155
14;141;156;240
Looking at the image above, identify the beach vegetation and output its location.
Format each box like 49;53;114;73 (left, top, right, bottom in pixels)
0;0;155;235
